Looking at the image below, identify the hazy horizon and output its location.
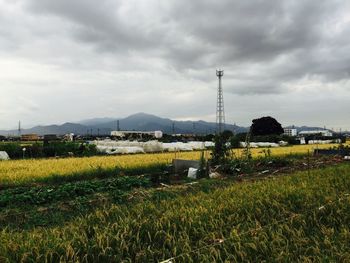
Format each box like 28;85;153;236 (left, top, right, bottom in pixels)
0;112;346;132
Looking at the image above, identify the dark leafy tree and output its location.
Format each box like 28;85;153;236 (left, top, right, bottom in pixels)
211;134;231;165
230;136;240;148
221;130;234;142
203;134;215;142
251;116;284;136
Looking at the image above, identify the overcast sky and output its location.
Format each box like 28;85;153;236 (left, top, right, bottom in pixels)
0;0;349;130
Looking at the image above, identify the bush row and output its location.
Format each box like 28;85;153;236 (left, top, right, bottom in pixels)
0;142;98;159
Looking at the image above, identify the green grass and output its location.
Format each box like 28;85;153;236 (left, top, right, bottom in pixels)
0;163;349;262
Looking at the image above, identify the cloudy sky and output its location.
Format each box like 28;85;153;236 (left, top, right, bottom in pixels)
0;0;349;130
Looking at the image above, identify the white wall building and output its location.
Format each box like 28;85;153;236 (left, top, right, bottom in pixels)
283;128;297;136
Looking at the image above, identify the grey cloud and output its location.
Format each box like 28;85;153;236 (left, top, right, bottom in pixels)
25;0;350;86
167;0;350;94
26;0;168;53
0;0;349;130
167;1;326;60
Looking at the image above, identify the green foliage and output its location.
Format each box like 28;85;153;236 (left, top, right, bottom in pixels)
0;142;23;158
197;151;207;178
221;130;234;141
230;135;240;148
0;142;98;159
43;142;98;157
0;176;151;208
211;134;231;165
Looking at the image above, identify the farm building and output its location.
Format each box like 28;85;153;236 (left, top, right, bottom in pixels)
21;134;39;141
299;130;333;137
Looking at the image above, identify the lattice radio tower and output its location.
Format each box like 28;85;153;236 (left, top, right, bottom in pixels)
216;69;225;133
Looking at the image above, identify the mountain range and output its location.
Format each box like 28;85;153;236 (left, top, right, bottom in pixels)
0;113;246;136
0;113;341;136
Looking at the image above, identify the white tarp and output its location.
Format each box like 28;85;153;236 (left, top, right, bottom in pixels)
240;142;280;148
204;141;215;147
0;151;10;160
188;141;206;150
308;140;333;144
162;142;193;152
93;140;215;154
278;141;288;146
142;141;163;153
106;146;145;155
187;167;198;179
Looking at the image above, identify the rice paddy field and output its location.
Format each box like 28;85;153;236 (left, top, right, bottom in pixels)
0;143;343;187
0;162;350;262
1;142;349;262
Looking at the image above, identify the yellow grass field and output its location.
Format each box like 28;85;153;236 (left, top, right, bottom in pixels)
0;143;346;186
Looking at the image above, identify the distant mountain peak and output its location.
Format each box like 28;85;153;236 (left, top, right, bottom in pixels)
79;117;118;126
125;112;161;119
0;113;247;136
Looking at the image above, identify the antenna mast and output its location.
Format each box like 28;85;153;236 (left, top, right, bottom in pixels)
18;121;21;137
216;69;225;133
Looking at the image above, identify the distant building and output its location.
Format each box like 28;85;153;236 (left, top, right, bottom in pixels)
299;130;333;137
21;134;39;141
283;128;297;137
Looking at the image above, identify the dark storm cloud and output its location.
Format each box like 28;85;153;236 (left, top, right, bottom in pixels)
26;0;168;52
165;0;350;91
0;0;349;130
26;0;350;94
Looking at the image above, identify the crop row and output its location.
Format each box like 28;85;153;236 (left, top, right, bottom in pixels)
0;163;349;262
0;176;150;208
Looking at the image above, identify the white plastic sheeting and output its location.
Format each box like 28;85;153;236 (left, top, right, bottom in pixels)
163;142;196;152
0;151;10;160
278;141;288;146
240;142;280;148
204;141;215;147
308;140;335;144
96;145;145;155
92;140;214;154
142;141;163;153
